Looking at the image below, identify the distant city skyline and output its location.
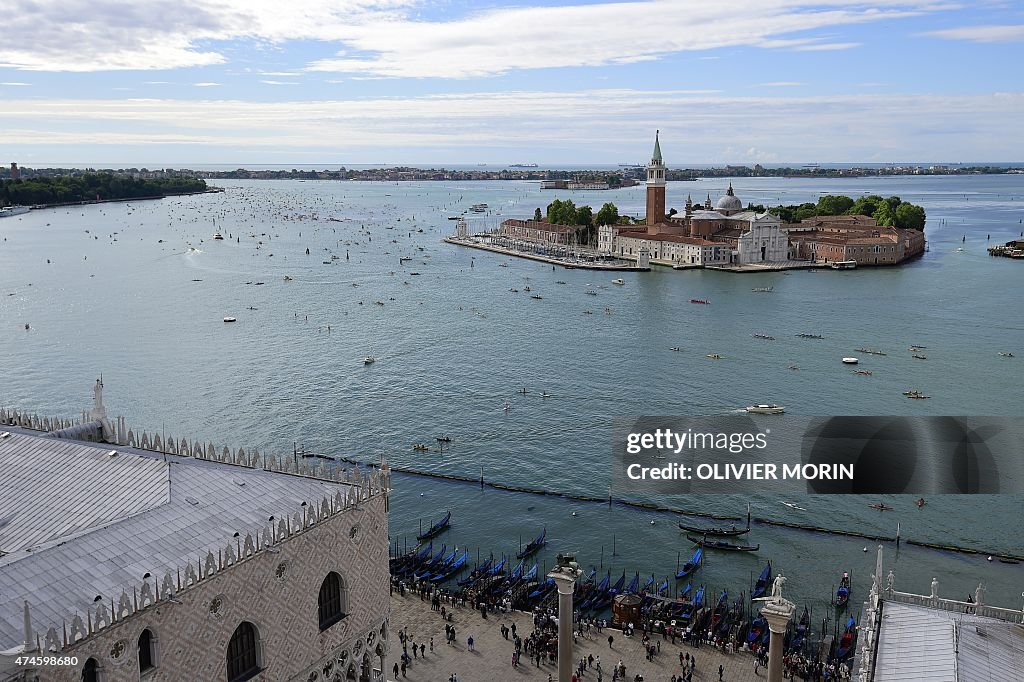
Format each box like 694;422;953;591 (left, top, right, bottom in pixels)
1;0;1023;164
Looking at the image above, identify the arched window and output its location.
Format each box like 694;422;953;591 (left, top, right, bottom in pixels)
138;628;155;672
226;621;260;682
318;572;347;630
82;657;99;682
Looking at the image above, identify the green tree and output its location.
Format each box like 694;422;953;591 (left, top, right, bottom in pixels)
849;195;883;217
595;202;619;226
894;203;926;230
873;203;895;226
533;207;542;222
816;195;854;215
546;198;578;225
575;205;593;228
792;202;819;222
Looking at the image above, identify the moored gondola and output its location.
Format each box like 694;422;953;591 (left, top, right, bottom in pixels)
687;534;759;552
832;616;857;660
517;527;547;559
417;510;451;541
788;606;810;653
751;561;772;599
835;571;851;609
676;547;703;579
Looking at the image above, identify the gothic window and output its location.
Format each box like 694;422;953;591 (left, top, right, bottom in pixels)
138;628;156;672
318;572;348;630
226;621;261;682
82;658;99;682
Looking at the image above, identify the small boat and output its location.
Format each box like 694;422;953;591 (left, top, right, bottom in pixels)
412;443;430;452
690;298;710;304
283;276;293;281
223;316;237;322
417;510;452;541
436;436;452;443
912;354;927;360
687;535;759;552
585;290;597;296
509;288;519;293
998;352;1014;357
830;260;857;270
706;353;722;359
833;616;857;660
781;501;806;511
213;232;224;240
842;357;859;364
796;333;824;339
853;370;872;376
835;572;851;609
916;497;926;508
530;294;543;300
670;347;681;352
675;547;703;579
788;606;810;653
752;334;776;340
517;528;547;559
751;561;772;600
907;394;931;399
752;287;773;292
868;503;893;511
612;278;625;285
854;348;886;356
745;404;784;414
363;356;376;365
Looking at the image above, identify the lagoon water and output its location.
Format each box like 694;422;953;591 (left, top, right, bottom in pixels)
1;174;1022;622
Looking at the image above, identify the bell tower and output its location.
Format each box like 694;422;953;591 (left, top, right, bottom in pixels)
646;130;666;226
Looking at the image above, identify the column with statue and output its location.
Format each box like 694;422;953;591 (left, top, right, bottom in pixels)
753;573;796;682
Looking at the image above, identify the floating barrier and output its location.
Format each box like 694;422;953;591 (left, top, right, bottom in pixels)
753;517;896;542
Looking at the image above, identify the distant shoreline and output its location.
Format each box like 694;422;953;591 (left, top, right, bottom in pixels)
12;187;223;212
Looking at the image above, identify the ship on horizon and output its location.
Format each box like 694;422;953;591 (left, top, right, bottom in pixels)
508;163;539;168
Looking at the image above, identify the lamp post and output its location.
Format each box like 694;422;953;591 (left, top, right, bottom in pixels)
547;553;583;682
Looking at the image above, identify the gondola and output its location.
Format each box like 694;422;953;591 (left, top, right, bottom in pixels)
747;614;767;644
710;590;729;631
687;535;759;552
430;549;469;582
624;573;641;595
751;561;772;600
417;510;451;541
832;616;857;660
457;558;493;587
487;557;507;576
676;547;703;579
682;585;705;622
678;503;750;536
517;527;547;559
788;606;810;653
578;571;610;611
835;572;851;609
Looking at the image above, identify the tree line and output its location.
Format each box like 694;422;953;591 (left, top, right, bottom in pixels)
1;174;208;207
745;195;927;231
534;200;624;242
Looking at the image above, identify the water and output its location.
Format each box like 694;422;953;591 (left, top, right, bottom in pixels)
1;175;1022;618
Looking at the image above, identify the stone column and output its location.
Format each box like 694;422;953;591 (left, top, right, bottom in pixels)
761;599;796;682
548;555;582;682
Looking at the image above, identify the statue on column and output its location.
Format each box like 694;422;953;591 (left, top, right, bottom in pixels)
771;573;787;600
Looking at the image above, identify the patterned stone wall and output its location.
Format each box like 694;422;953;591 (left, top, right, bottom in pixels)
36;495;389;682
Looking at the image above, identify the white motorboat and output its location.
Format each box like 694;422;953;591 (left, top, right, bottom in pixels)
223;316;237;323
0;206;30;218
213;232;224;240
745;404;785;415
612;278;625;285
842;357;859;364
364;356;376;365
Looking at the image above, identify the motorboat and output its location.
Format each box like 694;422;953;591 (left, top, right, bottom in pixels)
912;354;928;360
753;333;776;340
690;299;710;304
364;356;376;365
706;354;722;359
0;206;30;218
745;404;784;415
842;357;859;364
831;260;857;270
752;287;773;292
612;278;625;285
223;316;237;323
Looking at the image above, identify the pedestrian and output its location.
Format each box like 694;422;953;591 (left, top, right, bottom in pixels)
392;662;398;679
608;634;614;648
719;663;724;680
467;635;474;651
430;637;434;652
420;643;425;658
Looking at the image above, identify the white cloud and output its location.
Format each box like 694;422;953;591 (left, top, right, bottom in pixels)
0;0;946;75
0;82;31;86
1;89;1021;162
260;71;303;77
260;80;299;85
756;81;805;87
923;24;1024;42
194;82;220;87
792;41;862;50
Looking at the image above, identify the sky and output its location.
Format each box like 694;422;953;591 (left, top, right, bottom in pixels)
1;0;1022;166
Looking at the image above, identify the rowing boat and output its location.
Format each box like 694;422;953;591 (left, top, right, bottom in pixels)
687;535;759;552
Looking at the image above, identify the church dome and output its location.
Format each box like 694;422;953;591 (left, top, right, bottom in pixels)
715;183;742;211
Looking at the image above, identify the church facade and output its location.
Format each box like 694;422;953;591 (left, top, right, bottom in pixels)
599;132;792;267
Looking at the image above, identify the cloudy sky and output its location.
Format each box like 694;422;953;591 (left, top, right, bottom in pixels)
1;0;1022;166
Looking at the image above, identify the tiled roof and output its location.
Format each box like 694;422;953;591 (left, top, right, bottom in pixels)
0;431;359;649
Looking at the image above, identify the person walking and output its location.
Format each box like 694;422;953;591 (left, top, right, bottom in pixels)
467;635;474;652
608;634;614;648
719;663;724;680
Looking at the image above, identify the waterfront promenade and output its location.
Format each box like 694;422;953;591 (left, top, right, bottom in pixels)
444;236;650;271
386;592;761;681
